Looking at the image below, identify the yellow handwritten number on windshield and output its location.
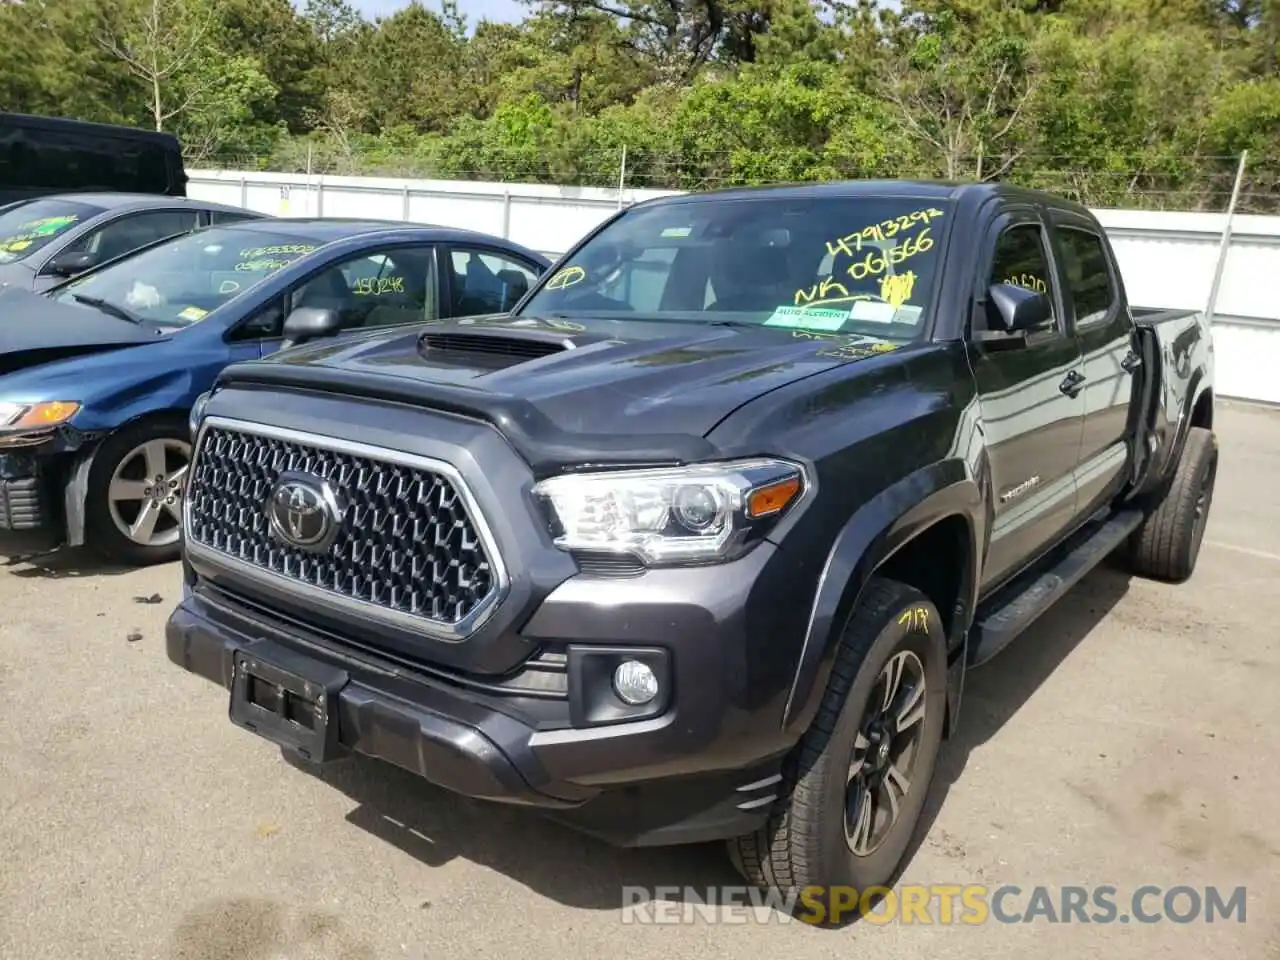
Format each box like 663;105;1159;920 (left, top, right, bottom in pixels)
848;229;933;281
825;208;943;257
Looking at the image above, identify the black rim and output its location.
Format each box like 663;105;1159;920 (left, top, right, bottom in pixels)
845;648;927;857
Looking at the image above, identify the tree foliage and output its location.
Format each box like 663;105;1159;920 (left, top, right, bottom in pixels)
1;0;1277;210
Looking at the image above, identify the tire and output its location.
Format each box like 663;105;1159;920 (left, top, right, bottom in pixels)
1127;426;1218;583
727;577;948;920
84;416;192;567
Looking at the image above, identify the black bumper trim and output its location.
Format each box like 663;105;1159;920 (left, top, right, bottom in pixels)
166;603;591;808
166;597;784;846
0;475;46;532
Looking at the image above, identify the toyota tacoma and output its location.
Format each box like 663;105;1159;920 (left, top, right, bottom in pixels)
167;181;1217;901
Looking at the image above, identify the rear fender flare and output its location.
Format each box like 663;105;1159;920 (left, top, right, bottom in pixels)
780;460;984;736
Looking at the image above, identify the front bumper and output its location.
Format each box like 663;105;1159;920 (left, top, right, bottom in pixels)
167;568;798;847
0;453;63;551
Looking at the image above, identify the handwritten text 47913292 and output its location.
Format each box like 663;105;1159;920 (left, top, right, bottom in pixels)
825;208;945;259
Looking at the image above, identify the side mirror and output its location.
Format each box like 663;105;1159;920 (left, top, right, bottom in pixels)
280;307;341;348
45;251;98;278
980;284;1052;345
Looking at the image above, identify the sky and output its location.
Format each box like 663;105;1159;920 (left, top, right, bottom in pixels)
352;0;526;25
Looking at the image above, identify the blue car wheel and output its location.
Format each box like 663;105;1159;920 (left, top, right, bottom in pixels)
84;416;191;566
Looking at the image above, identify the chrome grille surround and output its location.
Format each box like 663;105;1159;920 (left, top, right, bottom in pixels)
182;416;508;641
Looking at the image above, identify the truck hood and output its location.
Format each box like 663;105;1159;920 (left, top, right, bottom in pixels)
0;287;157;368
219;313;906;468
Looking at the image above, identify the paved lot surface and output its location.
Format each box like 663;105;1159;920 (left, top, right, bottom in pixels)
2;402;1279;958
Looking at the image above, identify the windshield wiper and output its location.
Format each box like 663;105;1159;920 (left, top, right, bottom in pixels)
70;293;142;325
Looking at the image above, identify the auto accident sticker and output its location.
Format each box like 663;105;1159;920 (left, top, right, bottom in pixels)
763;306;848;331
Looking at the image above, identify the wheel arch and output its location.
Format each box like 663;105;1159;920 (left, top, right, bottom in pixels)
781;460;985;739
64;407;191;548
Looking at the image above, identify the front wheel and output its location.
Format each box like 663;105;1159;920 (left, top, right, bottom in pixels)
84;417;191;566
727;577;948;920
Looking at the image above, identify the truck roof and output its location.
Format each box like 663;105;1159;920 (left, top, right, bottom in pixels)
636;179;1095;218
0;112;182;148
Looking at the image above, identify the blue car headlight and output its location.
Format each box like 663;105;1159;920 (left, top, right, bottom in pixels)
0;400;81;431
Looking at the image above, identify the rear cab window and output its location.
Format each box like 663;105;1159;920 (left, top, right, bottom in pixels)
0;198;104;263
1055;227;1116;327
518;194;953;341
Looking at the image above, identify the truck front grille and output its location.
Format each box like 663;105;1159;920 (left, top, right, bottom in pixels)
184;422;501;637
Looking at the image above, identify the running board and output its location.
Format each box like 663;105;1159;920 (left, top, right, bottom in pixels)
969;508;1143;666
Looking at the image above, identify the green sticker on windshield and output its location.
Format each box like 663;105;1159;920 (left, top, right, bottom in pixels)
763;306;848;331
660;226;692;238
178;306;208;322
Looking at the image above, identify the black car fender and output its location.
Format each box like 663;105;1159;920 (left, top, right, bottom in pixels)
780;459;985;738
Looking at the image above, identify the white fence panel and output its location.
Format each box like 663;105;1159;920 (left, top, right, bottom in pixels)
188;168;1280;405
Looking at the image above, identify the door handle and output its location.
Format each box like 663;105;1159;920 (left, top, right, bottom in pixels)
1059;370;1086;398
1121;350;1142;373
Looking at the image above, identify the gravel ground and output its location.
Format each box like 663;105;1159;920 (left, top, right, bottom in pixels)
1;401;1277;959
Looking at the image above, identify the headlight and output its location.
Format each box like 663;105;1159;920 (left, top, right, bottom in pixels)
532;458;807;566
189;390;212;438
0;400;80;431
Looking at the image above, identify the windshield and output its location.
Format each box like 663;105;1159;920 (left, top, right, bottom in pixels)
0;198;104;264
51;226;326;327
520;196;951;338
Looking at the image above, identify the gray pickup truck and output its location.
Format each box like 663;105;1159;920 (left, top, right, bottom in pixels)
167;180;1215;909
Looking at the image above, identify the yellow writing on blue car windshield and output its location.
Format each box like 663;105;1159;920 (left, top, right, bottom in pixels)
238;244;317;258
234;257;297;272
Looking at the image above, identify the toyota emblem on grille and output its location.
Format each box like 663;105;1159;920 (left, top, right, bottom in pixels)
266;472;342;551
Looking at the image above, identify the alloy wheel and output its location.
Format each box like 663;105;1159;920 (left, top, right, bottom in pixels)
845;649;928;857
106;437;192;547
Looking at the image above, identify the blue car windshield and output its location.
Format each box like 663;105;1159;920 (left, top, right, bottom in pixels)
0;198;104;264
51;225;325;327
518;196;952;339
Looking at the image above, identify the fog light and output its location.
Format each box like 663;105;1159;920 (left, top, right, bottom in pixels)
613;660;659;705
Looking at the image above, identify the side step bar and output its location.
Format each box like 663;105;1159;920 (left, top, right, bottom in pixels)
969;508;1144;666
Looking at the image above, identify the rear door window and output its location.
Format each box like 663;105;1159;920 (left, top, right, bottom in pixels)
448;248;542;315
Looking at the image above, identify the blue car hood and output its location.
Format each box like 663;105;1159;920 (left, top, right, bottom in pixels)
0;287;158;354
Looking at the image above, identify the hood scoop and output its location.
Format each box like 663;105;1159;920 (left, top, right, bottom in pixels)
419;329;573;363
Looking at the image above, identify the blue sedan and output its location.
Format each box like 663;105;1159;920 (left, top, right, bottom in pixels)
0;219;549;565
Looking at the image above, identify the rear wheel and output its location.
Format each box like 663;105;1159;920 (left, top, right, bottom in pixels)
85;418;191;566
1128;426;1217;583
727;578;947;921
